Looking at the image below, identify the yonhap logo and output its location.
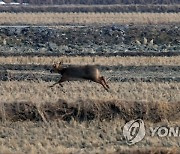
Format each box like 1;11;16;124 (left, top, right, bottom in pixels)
123;119;145;145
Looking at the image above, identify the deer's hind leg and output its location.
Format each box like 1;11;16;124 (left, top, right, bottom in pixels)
95;77;109;91
100;76;110;89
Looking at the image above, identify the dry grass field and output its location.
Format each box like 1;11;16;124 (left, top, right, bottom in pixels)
0;80;180;153
0;12;180;25
1;81;179;104
0;56;180;66
0;54;180;153
1;120;180;153
0;10;180;153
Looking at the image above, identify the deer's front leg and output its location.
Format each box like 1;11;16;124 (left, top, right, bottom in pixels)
58;76;67;87
49;76;67;88
49;77;63;88
49;81;59;88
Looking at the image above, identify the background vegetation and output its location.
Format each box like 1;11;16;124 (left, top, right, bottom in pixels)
5;0;180;5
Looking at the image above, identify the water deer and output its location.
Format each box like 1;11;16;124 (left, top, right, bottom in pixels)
49;62;110;91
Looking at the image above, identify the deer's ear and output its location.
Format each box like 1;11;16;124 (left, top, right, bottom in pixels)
59;61;63;66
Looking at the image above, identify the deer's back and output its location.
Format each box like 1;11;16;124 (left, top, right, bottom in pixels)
61;65;99;80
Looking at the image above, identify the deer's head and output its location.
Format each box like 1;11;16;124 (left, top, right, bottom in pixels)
50;61;63;73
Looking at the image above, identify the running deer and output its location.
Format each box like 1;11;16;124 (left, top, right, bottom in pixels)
49;62;110;91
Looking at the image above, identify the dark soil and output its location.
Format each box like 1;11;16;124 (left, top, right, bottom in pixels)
0;25;179;57
0;64;180;82
0;5;179;13
0;24;179;48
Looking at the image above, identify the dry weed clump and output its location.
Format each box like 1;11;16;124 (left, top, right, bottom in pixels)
0;12;179;25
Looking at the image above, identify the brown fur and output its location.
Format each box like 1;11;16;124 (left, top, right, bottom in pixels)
50;62;110;91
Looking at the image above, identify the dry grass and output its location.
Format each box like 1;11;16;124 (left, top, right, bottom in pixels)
1;80;179;152
0;55;180;153
0;81;179;104
0;12;179;25
0;120;180;154
1;96;180;122
0;56;180;66
0;55;180;152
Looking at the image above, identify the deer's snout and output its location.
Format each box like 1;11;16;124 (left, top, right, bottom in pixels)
50;68;59;73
